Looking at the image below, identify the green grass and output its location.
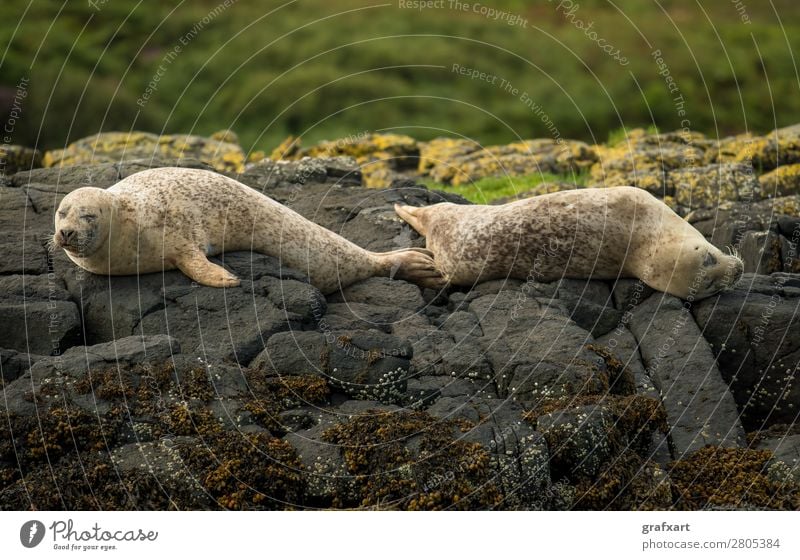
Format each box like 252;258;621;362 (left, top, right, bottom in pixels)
423;171;588;204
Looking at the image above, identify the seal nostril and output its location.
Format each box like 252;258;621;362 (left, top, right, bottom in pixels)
60;229;74;243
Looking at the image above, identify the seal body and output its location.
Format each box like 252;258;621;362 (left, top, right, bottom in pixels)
395;186;743;299
53;167;442;294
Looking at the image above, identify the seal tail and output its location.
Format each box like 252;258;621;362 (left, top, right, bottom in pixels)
394;204;428;236
378;247;446;290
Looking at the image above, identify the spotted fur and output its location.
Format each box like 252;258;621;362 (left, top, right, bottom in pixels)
53;167;443;294
396;186;744;300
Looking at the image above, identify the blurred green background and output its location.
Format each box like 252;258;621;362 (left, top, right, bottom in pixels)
1;0;798;154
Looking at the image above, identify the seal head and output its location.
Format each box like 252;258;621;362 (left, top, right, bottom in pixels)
52;187;115;258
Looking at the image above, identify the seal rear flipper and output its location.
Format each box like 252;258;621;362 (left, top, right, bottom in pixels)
174;252;241;288
394;204;428;236
379;248;447;290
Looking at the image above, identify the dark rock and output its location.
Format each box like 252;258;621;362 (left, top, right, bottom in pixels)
428;395;552;508
686;195;800;266
693;273;800;430
283;423;354;504
1;348;45;384
0;145;42;175
327;277;425;310
468;291;606;401
1;335;178;416
253;330;411;404
756;434;800;480
536;404;612;479
777;216;800;239
780;235;800;273
739;230;784;274
0;275;81;355
13;162;121;191
250;331;327;375
391;314;494;380
629;294;745;456
555;278;621;337
59;252;320;363
611;278;654;310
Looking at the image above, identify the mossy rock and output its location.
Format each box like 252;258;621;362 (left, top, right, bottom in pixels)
735;134;800;171
209;128;239;144
0;360;329;509
417;137;479;174
270;133;419;187
758;163;800;198
0;144;42;175
668;163;758;209
525;393;668;508
322;409;502;510
703;133;756;164
574;451;673;510
591;140;704;194
269;135;302;160
422;138;596;186
42;131;246;173
668;446;800;510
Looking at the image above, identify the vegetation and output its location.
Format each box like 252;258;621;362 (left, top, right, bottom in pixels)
423;170;588;203
1;0;799;155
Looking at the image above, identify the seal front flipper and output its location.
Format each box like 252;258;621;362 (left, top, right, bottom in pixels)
174;251;241;288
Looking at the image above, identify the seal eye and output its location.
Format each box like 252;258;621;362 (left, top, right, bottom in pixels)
703;252;717;267
80;214;97;223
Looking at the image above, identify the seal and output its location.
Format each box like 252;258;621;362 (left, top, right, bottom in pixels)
52;167;443;294
395;186;743;299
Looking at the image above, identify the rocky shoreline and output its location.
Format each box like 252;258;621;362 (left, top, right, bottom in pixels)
1;128;799;510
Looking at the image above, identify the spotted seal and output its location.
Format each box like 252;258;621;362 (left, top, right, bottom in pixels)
395;186;743;299
52;167;443;294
